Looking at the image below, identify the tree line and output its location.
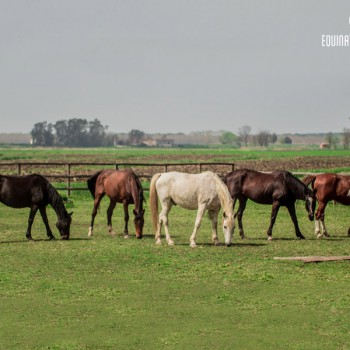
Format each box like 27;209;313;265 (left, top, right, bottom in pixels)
31;119;111;147
31;119;350;148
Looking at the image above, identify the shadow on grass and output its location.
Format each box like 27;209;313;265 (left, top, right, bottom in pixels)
0;237;91;244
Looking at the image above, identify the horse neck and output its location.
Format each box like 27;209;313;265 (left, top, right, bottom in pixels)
47;184;68;219
289;175;309;200
213;175;233;214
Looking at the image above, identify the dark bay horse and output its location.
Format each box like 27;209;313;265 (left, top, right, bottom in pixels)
87;169;145;238
0;174;72;240
302;173;350;238
223;169;315;240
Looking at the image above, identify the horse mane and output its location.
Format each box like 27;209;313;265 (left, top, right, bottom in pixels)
211;172;233;214
45;177;69;218
125;169;145;211
283;171;312;199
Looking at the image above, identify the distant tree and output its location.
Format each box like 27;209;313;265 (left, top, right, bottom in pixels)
281;136;292;144
66;118;89;147
54;120;69;146
270;133;277;144
343;128;350;149
220;131;237;145
257;130;271;147
325;132;339;149
88;118;107;146
31;122;54;146
237;125;251;146
128;129;145;145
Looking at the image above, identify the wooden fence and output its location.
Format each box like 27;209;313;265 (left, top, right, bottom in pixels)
0;162;235;196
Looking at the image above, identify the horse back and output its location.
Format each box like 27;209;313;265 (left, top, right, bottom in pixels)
0;174;49;208
156;172;220;209
224;169;289;204
103;169;141;204
314;173;350;205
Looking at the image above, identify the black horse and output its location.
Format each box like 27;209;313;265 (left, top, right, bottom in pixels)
223;169;315;240
0;174;72;240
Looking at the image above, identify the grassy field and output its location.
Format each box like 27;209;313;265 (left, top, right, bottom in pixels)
0;148;350;349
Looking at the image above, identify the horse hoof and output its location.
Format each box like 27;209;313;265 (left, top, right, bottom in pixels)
213;240;220;246
190;242;196;248
156;239;162;245
108;231;117;236
168;240;175;246
124;234;130;239
267;236;273;241
316;233;324;239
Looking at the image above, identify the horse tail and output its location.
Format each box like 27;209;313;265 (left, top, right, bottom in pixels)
301;174;316;189
87;170;103;198
150;173;162;233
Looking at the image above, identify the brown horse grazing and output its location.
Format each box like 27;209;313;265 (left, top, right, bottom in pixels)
87;169;145;239
223;169;315;240
302;173;350;238
0;174;72;240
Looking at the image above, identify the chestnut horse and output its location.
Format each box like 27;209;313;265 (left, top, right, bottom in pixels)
223;169;315;240
0;174;72;240
302;173;350;238
150;171;235;247
87;169;145;238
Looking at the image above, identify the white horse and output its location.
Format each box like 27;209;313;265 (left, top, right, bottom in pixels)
149;171;235;247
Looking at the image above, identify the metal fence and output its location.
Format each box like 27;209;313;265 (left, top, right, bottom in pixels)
0;162;235;196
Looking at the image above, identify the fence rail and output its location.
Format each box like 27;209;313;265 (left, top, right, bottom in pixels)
0;162;236;196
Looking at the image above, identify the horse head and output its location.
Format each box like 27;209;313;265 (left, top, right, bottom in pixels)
56;212;73;240
305;192;316;221
133;209;145;239
222;211;235;247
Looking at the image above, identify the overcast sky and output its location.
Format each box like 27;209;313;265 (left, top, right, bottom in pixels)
1;0;350;135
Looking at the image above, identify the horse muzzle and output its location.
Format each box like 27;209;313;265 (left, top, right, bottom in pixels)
308;214;314;221
61;234;70;240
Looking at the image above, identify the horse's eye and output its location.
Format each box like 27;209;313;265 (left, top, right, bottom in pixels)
224;226;227;230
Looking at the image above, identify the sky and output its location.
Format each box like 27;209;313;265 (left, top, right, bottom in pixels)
1;0;350;135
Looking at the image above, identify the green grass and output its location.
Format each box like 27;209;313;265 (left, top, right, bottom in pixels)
1;187;350;350
1;147;350;349
0;146;349;163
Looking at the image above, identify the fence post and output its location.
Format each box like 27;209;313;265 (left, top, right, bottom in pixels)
18;163;21;175
67;164;71;197
199;163;202;173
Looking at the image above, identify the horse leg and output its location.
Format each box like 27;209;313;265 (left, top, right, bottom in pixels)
39;206;55;240
208;209;219;245
267;201;280;240
26;206;38;240
286;204;305;239
156;200;173;245
315;202;328;238
123;202;130;238
189;204;206;248
236;198;247;239
88;194;104;237
107;200;117;236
